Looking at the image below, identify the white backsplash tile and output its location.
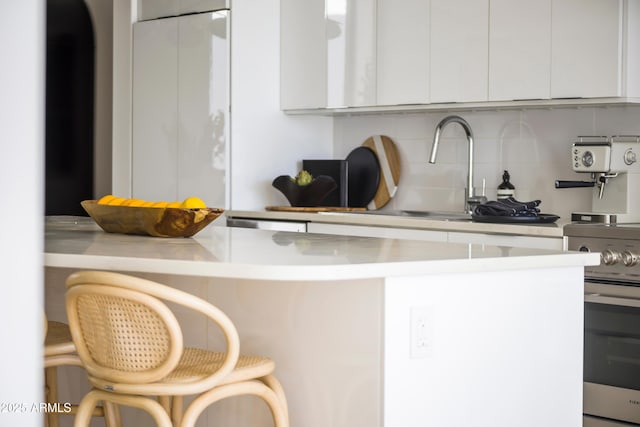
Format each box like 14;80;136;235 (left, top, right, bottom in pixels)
333;105;640;219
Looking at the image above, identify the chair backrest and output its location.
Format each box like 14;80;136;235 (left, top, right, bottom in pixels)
65;270;240;389
66;275;184;384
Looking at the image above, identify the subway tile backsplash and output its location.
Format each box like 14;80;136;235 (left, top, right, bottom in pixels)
333;106;640;219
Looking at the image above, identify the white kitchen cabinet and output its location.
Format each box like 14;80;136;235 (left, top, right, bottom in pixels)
551;0;623;98
132;11;229;206
489;0;551;101
280;0;377;109
137;0;228;21
306;222;448;242
376;0;430;105
430;0;489;103
132;18;179;201
447;231;563;251
307;222;563;250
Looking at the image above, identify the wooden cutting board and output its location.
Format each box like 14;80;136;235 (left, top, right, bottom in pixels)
362;135;401;209
266;206;367;213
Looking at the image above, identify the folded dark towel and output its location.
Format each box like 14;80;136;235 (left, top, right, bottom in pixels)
473;197;541;217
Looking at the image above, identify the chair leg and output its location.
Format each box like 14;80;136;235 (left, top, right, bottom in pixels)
260;374;289;423
75;389;172;427
171;395;184;426
44;367;59;427
103;402;122;427
179;381;289;427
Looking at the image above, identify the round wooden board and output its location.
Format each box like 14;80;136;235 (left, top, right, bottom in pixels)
362;135;401;209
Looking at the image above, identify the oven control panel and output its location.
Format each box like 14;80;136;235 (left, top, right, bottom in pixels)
567;236;640;281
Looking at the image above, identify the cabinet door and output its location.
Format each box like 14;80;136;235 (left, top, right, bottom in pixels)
177;11;228;208
132;18;179;201
551;0;623;98
132;12;228;206
280;0;326;109
377;0;430;105
489;0;551;101
137;0;178;21
281;0;376;109
306;222;448;242
137;0;228;21
430;0;489;103
327;0;377;107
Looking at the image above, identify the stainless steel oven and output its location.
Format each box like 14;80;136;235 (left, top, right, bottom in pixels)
566;223;640;427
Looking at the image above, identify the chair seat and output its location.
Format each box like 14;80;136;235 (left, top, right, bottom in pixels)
45;321;76;357
168;348;276;385
88;347;277;393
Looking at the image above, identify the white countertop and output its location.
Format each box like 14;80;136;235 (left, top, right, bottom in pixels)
226;209;570;238
45;216;598;281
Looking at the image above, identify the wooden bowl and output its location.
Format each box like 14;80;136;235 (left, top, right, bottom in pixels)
81;200;224;238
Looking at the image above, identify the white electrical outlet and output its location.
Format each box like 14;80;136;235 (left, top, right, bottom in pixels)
410;306;433;359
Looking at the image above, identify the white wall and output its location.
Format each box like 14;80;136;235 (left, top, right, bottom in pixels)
0;1;45;426
333;106;640;219
229;0;333;209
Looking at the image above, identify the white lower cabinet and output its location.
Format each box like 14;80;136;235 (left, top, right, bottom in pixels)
447;231;563;250
306;222;448;242
306;222;563;250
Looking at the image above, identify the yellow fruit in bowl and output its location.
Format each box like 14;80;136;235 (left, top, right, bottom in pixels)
180;196;207;209
151;201;169;208
97;194;116;205
121;198;146;207
167;201;182;208
108;197;126;206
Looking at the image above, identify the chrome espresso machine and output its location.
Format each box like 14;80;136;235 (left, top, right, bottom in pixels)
557;135;640;223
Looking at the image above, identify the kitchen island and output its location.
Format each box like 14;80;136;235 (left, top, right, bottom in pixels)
44;216;598;427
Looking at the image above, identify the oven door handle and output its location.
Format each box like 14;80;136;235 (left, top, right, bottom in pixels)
585;293;640;308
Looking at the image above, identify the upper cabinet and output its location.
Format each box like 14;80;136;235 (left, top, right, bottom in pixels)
489;0;551;101
552;0;624;98
281;0;376;109
137;0;229;20
430;0;489;103
281;0;640;111
376;0;430;105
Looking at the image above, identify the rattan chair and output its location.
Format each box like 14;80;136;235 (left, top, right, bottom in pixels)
64;270;289;427
44;318;121;427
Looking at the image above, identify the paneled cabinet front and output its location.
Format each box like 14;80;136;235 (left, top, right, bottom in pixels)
430;0;489;103
281;0;640;111
280;0;376;109
551;0;624;98
136;0;229;21
132;11;229;207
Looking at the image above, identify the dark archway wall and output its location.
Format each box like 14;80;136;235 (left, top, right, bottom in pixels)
45;0;94;215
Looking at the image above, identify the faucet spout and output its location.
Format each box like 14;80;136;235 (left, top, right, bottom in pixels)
429;115;482;213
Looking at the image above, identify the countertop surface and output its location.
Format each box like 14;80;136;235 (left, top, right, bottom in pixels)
225;209;570;238
45;216;598;281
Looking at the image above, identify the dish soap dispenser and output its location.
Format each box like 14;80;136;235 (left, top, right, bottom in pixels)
497;170;515;200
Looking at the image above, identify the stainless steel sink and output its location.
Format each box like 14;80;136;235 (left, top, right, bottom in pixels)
345;210;472;221
400;210;472;220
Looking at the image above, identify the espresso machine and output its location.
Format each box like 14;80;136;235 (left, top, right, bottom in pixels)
556;135;640;223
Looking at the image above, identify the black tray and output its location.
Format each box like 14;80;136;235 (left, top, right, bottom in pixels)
471;213;560;224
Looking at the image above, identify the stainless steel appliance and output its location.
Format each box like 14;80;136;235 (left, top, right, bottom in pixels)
565;223;640;426
556;135;640;223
